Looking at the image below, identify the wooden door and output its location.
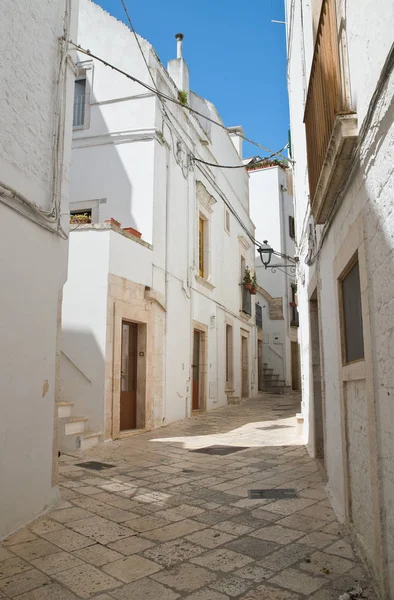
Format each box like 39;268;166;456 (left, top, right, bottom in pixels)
120;321;138;430
192;330;200;410
241;336;249;398
258;340;263;391
291;341;301;391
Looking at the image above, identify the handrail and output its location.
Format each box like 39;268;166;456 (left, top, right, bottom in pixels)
61;350;92;383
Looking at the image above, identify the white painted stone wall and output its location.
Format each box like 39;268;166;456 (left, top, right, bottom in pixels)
0;0;78;538
249;166;297;384
286;0;394;595
63;0;258;434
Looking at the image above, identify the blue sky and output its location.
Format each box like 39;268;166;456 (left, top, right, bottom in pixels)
95;0;289;159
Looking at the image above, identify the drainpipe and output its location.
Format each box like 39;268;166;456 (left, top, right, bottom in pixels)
279;176;290;386
163;146;170;425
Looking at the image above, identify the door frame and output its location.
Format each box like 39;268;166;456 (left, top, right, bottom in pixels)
191;321;208;412
240;330;250;399
112;307;147;439
120;320;138;431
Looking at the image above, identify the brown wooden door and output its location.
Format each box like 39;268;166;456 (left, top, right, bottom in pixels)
258;340;263;391
192;330;200;410
120;321;138;430
291;341;301;391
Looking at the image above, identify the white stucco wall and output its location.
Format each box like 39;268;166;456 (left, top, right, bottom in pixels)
249;166;296;384
66;0;258;432
0;0;78;538
286;0;394;595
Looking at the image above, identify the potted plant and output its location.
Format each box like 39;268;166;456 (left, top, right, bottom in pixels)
250;274;257;295
104;218;121;228
289;301;297;308
69;212;91;224
243;266;252;290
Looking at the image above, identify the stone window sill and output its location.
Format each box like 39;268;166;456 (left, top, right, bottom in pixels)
195;274;215;290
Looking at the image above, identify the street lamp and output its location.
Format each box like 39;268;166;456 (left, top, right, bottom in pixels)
257;240;298;273
257;240;274;268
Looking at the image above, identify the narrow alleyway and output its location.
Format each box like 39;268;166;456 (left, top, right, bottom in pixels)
0;393;375;600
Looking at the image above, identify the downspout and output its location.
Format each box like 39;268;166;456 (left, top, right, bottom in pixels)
163;145;170;425
279;174;290;386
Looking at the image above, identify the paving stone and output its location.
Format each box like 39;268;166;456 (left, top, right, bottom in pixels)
156;504;205;522
144;539;205;568
235;563;275;582
297;531;338;549
111;577;180;600
0;548;13;563
108;535;155;555
53;563;122;598
321;522;343;536
194;511;229;525
239;582;301;600
10;539;60;561
103;554;163;582
123;515;173;532
230;514;269;529
299;550;356;578
29;518;65;535
299;504;337;522
276;513;327;532
271;567;327;595
299;487;328;500
0;557;33;579
191;548;253;572
142;518;207;542
225;536;279;560
324;539;357;560
73;544;123;566
152;562;217;592
42;529;95;552
3;531;37;546
258;544;312;571
260;497;318;516
185;528;236;548
11;582;80;599
31;550;84;575
209;574;254;596
183;589;229;600
67;516;135;544
0;568;50;597
250;524;304;545
213;521;254;536
250;508;282;522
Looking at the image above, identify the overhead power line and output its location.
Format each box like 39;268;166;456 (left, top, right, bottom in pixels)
68;40;291;163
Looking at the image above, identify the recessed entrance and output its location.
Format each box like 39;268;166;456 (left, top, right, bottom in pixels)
241;335;249;398
120;321;138;430
309;293;325;464
192;330;201;410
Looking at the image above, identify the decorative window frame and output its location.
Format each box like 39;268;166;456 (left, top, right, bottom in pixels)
196;181;216;288
73;61;94;131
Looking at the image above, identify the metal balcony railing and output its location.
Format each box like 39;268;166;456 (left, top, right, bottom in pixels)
304;0;352;204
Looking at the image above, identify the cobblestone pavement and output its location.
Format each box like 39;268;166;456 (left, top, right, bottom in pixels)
0;393;376;599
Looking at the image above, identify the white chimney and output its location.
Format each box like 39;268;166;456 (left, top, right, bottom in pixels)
168;33;190;97
228;126;244;159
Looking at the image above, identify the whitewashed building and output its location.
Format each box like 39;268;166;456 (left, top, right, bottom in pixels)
0;0;78;538
59;0;259;450
286;0;394;596
248;162;300;392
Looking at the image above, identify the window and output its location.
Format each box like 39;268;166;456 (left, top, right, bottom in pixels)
225;209;231;233
241;257;252;316
341;259;364;363
256;304;263;329
225;324;233;388
70;208;92;224
199;217;205;277
73;78;87;127
290;284;299;327
289;216;295;240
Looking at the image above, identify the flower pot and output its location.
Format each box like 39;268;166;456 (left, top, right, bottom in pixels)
289;302;297;308
244;283;252;291
105;218;121;228
123;227;142;239
250;288;256;295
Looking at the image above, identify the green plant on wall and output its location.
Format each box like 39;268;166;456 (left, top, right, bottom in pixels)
178;90;188;106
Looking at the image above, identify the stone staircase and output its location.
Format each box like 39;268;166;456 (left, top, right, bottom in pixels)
263;363;286;394
56;401;101;453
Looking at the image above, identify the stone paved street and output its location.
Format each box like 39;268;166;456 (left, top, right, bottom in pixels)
0;394;376;599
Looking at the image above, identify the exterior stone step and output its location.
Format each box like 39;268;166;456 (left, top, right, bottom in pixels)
64;416;88;436
77;431;102;451
56;401;73;418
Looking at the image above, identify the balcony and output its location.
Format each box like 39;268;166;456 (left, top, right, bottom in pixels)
304;0;357;224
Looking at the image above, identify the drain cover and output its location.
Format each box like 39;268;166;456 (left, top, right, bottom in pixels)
190;446;248;456
248;488;298;499
76;461;115;471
